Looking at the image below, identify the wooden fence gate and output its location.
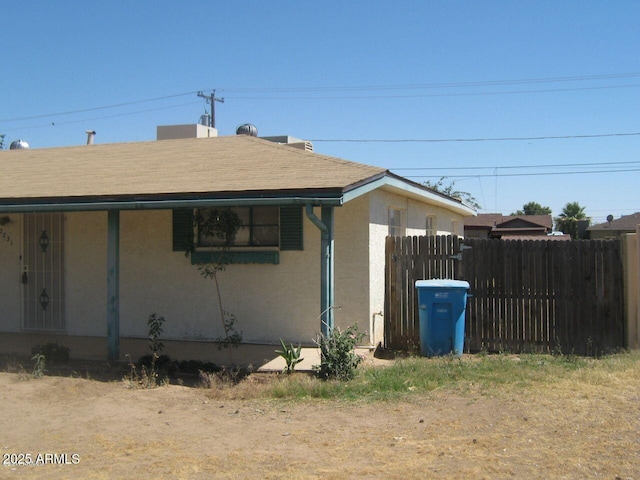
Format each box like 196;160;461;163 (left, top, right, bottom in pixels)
384;236;625;355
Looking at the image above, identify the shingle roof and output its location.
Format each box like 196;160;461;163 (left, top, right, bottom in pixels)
588;212;640;231
0;135;385;202
464;213;504;228
464;214;552;229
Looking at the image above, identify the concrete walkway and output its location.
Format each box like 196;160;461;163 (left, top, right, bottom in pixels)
257;347;383;372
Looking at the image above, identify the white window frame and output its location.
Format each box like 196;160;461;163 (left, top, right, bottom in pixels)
426;215;437;236
388;208;405;237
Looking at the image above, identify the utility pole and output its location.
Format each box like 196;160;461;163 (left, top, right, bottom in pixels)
197;90;224;128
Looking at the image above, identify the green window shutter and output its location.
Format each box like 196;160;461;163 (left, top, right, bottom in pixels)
172;208;194;252
280;206;303;251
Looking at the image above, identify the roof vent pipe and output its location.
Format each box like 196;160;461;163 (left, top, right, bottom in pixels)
86;130;96;145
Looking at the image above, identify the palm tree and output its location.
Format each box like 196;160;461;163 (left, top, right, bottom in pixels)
556;202;589;239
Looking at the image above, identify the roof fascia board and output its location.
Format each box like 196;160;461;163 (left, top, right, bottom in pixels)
0;195;343;213
498;218;549;229
343;174;476;216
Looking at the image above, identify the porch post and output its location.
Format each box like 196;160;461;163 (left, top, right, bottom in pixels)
320;206;335;336
304;205;336;336
107;210;120;361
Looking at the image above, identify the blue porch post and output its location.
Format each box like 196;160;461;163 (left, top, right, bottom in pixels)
305;205;336;337
107;210;120;361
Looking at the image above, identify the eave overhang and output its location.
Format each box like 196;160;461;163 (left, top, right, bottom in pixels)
0;169;476;217
343;171;476;217
0;189;345;213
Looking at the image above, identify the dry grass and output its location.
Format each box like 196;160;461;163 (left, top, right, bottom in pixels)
1;352;639;479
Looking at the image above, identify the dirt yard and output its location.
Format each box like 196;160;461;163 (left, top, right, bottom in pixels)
1;358;639;480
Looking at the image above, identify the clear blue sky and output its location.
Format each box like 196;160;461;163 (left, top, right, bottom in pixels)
1;1;639;224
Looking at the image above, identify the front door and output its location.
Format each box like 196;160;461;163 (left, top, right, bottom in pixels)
22;213;65;330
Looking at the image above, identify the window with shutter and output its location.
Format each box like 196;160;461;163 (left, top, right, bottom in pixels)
172;205;303;263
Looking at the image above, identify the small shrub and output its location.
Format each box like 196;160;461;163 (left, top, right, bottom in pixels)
122;313;169;388
147;313;165;354
198;366;242;388
4;360;28;377
31;353;46;378
139;354;176;374
314;325;365;381
31;342;70;365
275;339;304;374
126;354;221;388
124;354;166;389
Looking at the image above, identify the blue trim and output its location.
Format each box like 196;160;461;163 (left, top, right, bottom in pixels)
107;210;120;361
0;195;343;213
191;250;279;265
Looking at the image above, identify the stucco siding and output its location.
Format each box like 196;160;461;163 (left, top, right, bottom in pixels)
369;218;387;346
117;210;321;345
1;186;469;360
333;196;371;340
65;212;107;336
2;210;323;347
367;190;467;345
0;215;22;332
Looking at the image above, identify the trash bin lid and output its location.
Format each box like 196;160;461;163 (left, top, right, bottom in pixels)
415;279;470;289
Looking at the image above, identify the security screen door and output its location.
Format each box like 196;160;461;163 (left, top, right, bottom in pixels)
22;213;65;330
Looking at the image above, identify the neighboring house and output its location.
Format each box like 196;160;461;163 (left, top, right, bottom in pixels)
588;212;640;239
464;214;555;239
0;125;475;366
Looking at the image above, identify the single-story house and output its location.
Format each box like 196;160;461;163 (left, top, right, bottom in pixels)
588;212;640;240
0;124;475;366
464;213;557;239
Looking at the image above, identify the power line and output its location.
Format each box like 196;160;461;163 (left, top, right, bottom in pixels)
229;83;640;100
217;72;640;93
393;160;640;171
0;101;202;131
404;167;640;179
3;71;639;125
0;91;202;123
311;132;640;143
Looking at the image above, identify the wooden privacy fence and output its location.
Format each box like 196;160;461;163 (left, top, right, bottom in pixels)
384;235;462;352
385;236;625;356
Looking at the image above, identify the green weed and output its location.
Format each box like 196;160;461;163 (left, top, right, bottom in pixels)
275;339;304;374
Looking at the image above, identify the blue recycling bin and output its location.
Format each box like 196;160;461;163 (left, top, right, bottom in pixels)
415;279;470;357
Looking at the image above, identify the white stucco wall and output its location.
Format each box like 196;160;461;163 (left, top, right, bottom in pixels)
1;190;468;354
0;212;109;336
65;212;107;336
0;215;22;332
116;210;322;345
333;195;370;338
367;189;468;345
0;210;323;344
